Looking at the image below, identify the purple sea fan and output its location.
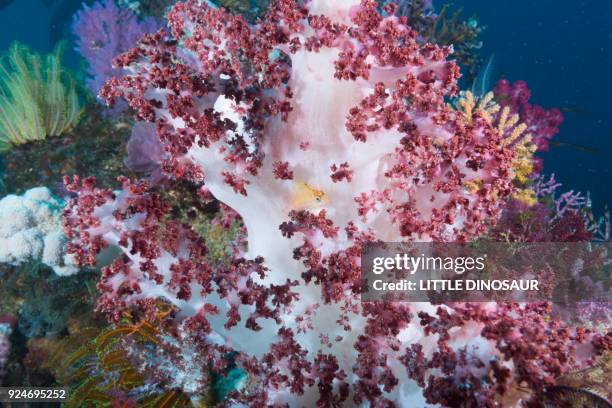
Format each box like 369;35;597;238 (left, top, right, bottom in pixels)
125;122;167;184
72;0;158;98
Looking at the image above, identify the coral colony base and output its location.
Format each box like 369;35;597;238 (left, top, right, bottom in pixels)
54;0;611;406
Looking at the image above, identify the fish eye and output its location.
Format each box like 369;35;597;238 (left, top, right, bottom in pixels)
315;197;321;202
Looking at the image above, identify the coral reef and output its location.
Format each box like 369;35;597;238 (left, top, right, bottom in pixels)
0;43;81;151
72;0;159;99
0;0;606;406
485;80;565;206
57;0;610;406
0;262;102;388
405;302;609;406
493;173;597;244
0;187;77;276
381;0;486;82
1;261;98;338
455;90;538;205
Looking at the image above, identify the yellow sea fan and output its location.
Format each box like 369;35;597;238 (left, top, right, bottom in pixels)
456;91;539;205
511;140;537;185
494;105;538;204
463;178;482;194
512;188;537;206
497;106;528;147
455;90;500;125
499;114;537;193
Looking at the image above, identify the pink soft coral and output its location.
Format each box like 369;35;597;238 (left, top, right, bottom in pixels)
62;1;608;406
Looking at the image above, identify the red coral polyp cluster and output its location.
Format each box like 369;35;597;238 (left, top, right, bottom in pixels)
63;175;298;331
99;0;515;241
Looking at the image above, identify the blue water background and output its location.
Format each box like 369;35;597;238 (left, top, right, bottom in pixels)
456;0;611;213
0;0;610;212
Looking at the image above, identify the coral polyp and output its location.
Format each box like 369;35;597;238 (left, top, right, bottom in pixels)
0;43;81;151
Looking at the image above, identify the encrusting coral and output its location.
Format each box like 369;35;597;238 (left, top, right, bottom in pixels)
0;43;81;151
59;0;611;406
